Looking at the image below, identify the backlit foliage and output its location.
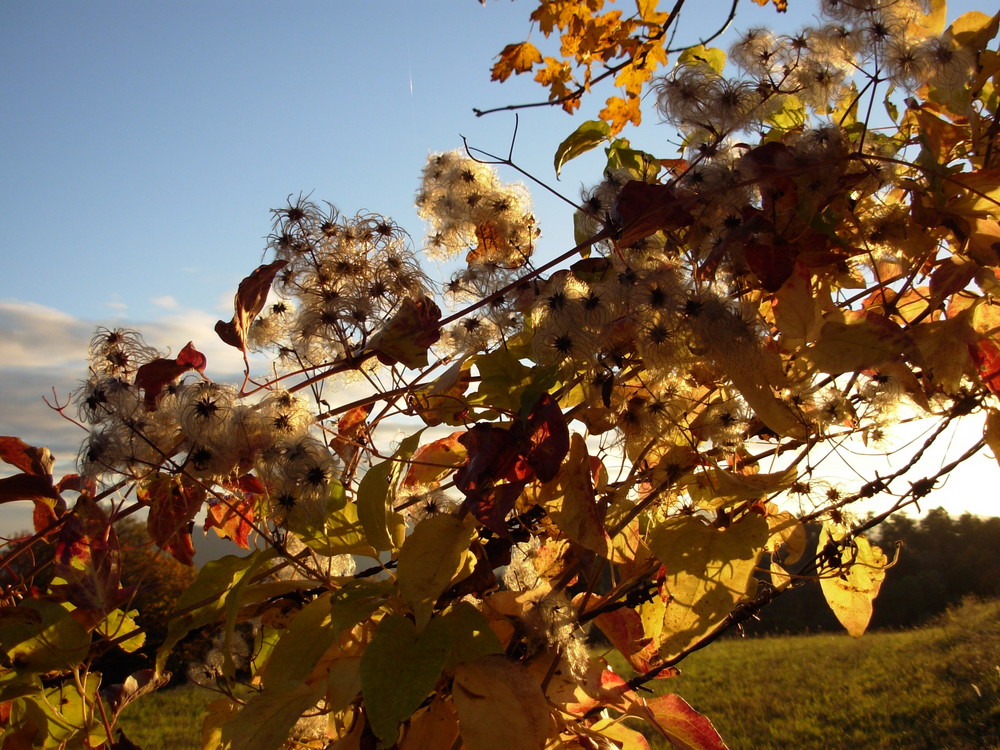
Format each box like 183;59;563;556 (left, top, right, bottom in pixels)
2;1;1000;748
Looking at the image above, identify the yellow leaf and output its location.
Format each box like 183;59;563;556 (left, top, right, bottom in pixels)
615;64;653;97
535;433;611;556
818;523;888;638
984;408;1000;469
767;509;807;565
599;94;642;134
453;655;553;750
806;315;911;375
491;42;543;82
646;513;768;661
772;263;820;345
689;466;797;509
397;515;477;629
400;696;460;750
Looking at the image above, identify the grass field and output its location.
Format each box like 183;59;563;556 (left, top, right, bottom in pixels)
118;598;1000;749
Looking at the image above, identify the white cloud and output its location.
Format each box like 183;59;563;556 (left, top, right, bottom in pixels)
0;300;94;369
151;295;180;309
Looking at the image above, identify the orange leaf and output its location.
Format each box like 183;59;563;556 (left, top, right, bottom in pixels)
491;42;543;82
403;432;467;489
599;94;643;134
205;495;255;549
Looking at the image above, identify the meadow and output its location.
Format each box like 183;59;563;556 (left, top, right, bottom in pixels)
118;598;1000;750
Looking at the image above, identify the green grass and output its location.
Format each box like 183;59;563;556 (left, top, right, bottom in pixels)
118;598;1000;750
606;597;1000;750
116;683;218;750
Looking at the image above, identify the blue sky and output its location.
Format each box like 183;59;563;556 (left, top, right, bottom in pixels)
1;0;995;534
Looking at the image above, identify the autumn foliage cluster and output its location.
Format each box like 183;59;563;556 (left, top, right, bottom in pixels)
2;0;1000;748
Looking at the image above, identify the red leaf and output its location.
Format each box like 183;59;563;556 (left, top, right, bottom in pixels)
612;181;694;248
0;437;54;476
744;241;796;292
176;341;208;372
456;425;531;536
215;260;288;352
52;496;130;618
520;393;569;483
588;603;664;674
33;500;59;535
134;342;207;410
138;474;206;566
970;336;1000;394
630;693;730;750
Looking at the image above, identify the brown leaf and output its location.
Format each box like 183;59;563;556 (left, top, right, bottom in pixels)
368;295;442;369
612;181;694;248
215;260;287;352
0;437;55;476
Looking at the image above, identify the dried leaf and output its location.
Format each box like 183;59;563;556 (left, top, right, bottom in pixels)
138;474;206;567
368;295;442;369
134;342;207;410
403;432;467;489
215;260;287;352
0;437;55;476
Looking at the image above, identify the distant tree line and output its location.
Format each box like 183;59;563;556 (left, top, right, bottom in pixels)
746;508;1000;635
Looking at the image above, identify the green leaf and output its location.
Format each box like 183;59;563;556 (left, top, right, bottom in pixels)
604;138;660;181
11;672;106;750
221;681;324;750
357;429;425;552
360;613;451;745
95;608;145;654
221;548;279;678
677;44;726;74
157;551;264;674
1;599;90;675
439;601;503;669
330;579;394;638
397;515;477;628
259;592;337;688
554;120;610;177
